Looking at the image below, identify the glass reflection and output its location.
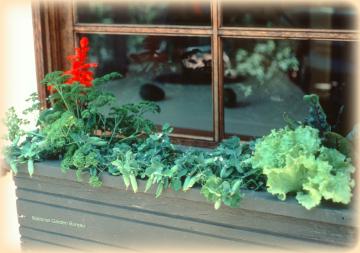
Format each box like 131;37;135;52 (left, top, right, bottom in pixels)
76;0;210;26
223;39;355;137
222;2;356;29
83;34;213;137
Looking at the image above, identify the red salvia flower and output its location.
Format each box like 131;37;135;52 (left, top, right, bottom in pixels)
47;37;97;91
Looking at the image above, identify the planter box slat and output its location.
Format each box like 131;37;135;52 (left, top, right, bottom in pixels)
16;178;354;245
13;161;357;250
17;199;276;250
15;175;355;246
21;236;80;252
19;226;123;251
16;188;331;249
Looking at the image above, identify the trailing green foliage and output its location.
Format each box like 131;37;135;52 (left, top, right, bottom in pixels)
108;125;265;209
250;126;355;209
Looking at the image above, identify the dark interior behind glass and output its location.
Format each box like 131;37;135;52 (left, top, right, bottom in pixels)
76;0;211;26
82;34;213;138
223;39;355;137
222;2;356;29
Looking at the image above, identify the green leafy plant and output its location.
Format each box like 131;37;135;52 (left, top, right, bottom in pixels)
3;37;160;188
250;126;355;209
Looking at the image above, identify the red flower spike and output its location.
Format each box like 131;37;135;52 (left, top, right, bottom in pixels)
80;37;89;48
63;36;97;87
47;37;97;92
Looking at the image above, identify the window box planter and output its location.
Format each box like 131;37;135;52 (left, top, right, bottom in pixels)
14;161;356;251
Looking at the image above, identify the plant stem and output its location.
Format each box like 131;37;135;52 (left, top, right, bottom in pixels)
108;115;124;144
56;86;72;113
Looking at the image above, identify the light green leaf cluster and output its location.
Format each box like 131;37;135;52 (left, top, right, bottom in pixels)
112;150;140;193
42;111;84;151
201;176;243;210
251;126;355;209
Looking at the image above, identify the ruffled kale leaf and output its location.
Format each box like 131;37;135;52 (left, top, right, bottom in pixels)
251;126;355;209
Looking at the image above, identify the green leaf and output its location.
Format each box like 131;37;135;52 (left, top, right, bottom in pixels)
93;72;122;86
303;94;331;133
220;167;234;178
145;175;154;192
231;180;242;195
214;199;222;210
123;175;130;189
155;183;163;198
27;160;34;177
323;131;352;158
183;176;192;191
183;174;200;191
89;176;102;188
88;136;108;146
108;166;121;176
163;178;169;191
129;174;138;193
171;178;182;192
283;112;301;130
263;155;310;201
296;185;322;210
162;123;173;134
76;170;83;182
9;161;18;174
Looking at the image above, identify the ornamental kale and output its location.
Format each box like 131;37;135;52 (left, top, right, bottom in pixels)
250;126;355;209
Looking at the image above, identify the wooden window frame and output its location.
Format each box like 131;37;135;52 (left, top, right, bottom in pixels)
32;0;358;147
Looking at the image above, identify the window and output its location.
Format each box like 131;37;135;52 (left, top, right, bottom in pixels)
32;0;357;147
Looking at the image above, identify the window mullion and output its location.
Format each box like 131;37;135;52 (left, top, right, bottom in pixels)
73;24;213;36
219;27;358;41
211;0;223;142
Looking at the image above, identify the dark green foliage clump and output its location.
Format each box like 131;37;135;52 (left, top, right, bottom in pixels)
303;94;331;134
109;125;265;209
4;71;159;187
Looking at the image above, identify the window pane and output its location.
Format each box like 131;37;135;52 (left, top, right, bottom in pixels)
76;0;210;26
223;39;355;137
82;34;213;137
222;1;356;29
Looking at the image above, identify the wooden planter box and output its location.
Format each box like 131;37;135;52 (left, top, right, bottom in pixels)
13;161;356;251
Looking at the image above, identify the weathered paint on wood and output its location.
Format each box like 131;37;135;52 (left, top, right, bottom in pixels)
14;161;357;251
